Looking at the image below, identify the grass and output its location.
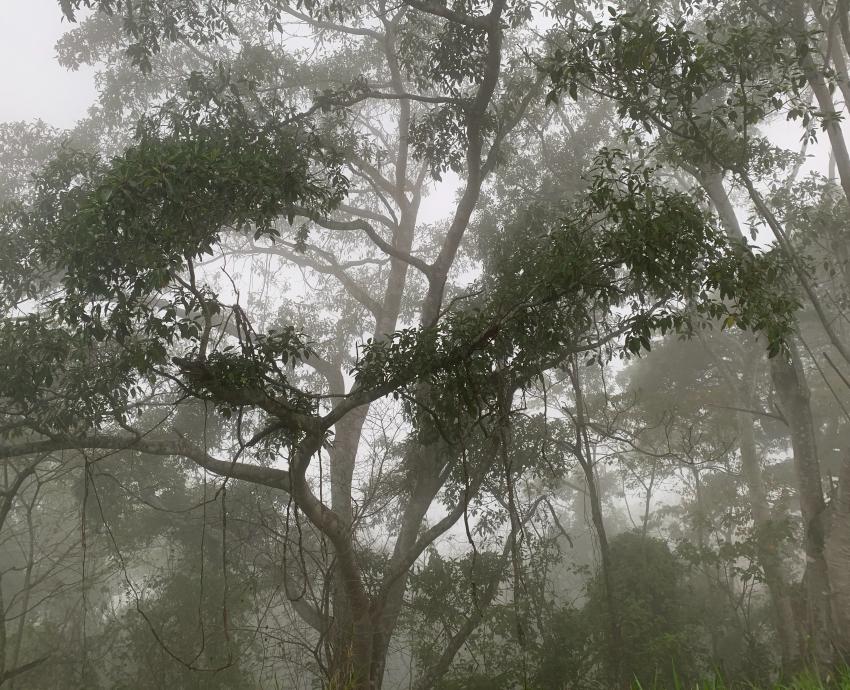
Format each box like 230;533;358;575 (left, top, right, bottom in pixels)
631;667;850;690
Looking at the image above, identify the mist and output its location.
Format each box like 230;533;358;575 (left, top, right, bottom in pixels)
0;1;848;689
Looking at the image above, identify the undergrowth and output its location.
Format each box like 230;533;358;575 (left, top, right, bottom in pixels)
632;667;850;690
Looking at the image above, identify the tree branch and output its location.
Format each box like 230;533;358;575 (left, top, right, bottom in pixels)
278;3;384;38
286;206;432;276
0;434;292;493
402;0;489;28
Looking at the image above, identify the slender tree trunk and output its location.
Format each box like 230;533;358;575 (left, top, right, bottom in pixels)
8;501;37;690
825;454;850;659
692;467;725;666
640;460;656;540
580;456;622;688
771;349;834;669
0;572;6;687
700;168;836;668
569;361;624;689
737;408;803;672
792;1;850;207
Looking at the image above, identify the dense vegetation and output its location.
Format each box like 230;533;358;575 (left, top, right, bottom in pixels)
0;0;848;688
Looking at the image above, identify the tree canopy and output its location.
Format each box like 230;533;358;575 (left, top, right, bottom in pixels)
0;0;849;688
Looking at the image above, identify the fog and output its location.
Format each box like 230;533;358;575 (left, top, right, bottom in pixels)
0;1;848;689
0;1;94;126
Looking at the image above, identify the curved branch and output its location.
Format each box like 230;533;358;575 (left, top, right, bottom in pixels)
402;0;489;28
411;496;545;690
0;434;292;493
366;89;463;105
380;462;488;593
266;243;383;317
287;205;432;276
278;3;384;38
337;203;397;230
0;653;51;686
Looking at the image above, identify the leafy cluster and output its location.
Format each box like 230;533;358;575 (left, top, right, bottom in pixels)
543;8;809;168
353;150;799;433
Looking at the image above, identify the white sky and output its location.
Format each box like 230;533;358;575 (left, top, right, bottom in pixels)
0;0;95;128
0;0;463;220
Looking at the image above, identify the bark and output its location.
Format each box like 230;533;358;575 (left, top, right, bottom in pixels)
355;3;513;684
700;162;850;367
825;454;850;658
0;654;50;687
325;180;427;689
358;11;503;664
839;0;850;59
326;377;372;681
700;330;803;671
370;443;445;685
810;0;850;112
285;433;376;689
793;3;850;654
418;0;505;328
322;22;425;674
742;166;850;367
771;349;834;669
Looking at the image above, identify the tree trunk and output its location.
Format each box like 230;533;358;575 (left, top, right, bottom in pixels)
771;349;834;669
324;539;377;690
825;454;850;658
737;408;803;672
8;501;37;690
325;177;422;688
569;361;624;689
581;456;623;688
700;167;836;668
792;1;850;208
370;443;445;685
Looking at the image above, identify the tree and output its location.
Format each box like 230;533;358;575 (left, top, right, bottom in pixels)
621;330;803;676
584;532;704;688
0;0;817;687
544;0;850;667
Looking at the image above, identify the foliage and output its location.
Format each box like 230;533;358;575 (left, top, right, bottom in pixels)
584;532;706;688
1;0;848;687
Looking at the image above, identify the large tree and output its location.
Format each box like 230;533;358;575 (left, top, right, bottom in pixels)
0;0;818;687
